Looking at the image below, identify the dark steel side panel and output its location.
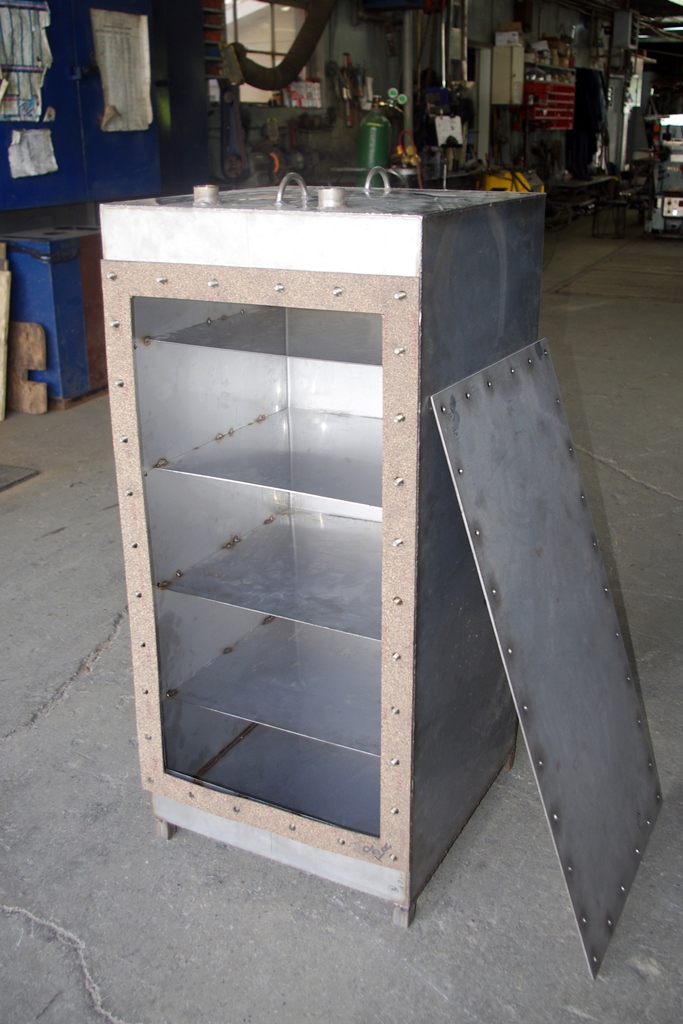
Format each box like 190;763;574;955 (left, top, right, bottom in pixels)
410;195;545;897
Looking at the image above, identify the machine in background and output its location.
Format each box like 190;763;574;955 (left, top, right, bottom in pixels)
645;115;683;236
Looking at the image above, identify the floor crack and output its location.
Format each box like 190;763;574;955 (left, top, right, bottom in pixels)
575;444;683;503
3;610;127;740
1;905;144;1024
35;990;63;1020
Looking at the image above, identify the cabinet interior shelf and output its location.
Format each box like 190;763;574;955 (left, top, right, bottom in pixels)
165;507;382;640
165;614;381;755
166;716;381;836
161;407;383;512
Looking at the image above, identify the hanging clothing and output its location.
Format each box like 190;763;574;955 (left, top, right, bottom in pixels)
566;68;607;180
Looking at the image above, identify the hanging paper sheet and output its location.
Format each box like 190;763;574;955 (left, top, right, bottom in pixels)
0;1;53;122
8;126;57;176
90;9;152;132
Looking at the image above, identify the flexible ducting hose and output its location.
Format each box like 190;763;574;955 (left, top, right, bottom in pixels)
231;0;338;92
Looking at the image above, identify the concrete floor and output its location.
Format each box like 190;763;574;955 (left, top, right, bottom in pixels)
1;213;681;1024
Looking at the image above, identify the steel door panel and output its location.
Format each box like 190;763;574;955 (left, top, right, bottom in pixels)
432;339;661;975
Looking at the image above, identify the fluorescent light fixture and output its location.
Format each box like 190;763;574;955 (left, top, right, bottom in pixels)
661;114;683;125
668;0;683;7
664;24;683;30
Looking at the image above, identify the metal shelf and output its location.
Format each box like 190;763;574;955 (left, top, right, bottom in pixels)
157;305;382;366
167;717;381;837
164;408;382;512
525;61;576;75
166;616;381;755
167;507;382;639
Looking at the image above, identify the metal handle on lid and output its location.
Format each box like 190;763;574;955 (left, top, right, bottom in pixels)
363;166;392;195
275;173;311;207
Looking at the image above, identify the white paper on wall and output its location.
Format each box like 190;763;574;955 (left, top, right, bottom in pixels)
435;115;463;146
90;9;153;132
8;127;58;177
0;2;53;122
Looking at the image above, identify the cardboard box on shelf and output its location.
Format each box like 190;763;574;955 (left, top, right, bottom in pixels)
496;31;523;46
545;38;570;56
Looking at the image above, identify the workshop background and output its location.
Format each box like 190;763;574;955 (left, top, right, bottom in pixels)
1;2;682;1023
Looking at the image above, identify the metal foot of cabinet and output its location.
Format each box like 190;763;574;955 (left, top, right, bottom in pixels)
153;816;177;841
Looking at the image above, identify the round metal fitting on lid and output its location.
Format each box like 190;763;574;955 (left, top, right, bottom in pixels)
318;186;347;211
193;184;220;206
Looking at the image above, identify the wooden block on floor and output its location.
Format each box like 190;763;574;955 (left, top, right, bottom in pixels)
7;321;48;415
0;267;10;420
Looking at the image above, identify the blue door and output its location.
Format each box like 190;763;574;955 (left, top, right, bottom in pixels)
0;0;159;210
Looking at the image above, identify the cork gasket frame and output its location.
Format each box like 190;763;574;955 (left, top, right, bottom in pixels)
103;259;421;903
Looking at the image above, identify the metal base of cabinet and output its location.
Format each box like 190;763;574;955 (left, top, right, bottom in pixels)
151;793;406;904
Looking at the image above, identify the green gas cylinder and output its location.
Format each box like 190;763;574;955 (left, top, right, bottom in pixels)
357;106;391;186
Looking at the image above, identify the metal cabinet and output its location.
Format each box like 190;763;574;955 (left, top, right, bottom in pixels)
491;45;525;105
102;181;659;971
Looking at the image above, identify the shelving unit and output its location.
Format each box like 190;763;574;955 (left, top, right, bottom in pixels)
134;299;383;835
203;0;225;77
